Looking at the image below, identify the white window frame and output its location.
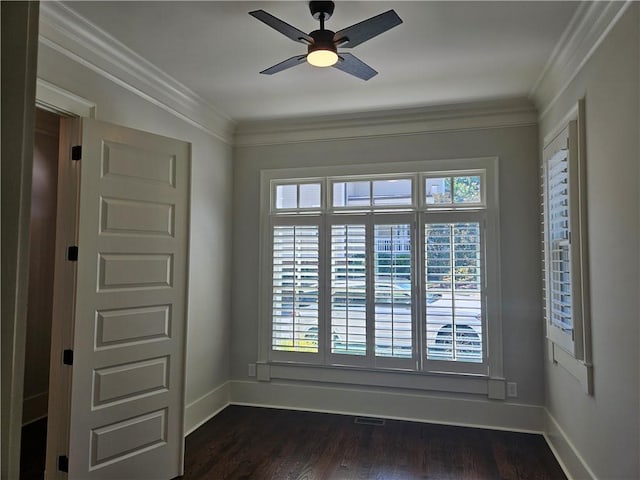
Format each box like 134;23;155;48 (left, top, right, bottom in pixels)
269;215;324;365
541;99;592;394
325;214;371;369
420;210;487;376
271;177;324;213
258;157;503;396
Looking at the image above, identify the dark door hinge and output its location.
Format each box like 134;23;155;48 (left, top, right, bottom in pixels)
63;349;73;366
67;246;78;262
58;455;69;473
71;145;82;161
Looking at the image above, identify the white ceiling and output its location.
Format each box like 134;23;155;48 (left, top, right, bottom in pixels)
63;1;579;122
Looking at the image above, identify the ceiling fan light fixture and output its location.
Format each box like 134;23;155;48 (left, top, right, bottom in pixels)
307;29;338;67
307;48;338;67
249;2;402;80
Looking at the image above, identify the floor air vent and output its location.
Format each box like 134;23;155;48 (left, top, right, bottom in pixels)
354;416;385;426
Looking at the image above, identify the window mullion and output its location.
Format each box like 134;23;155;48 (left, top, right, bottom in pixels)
365;214;375;367
450;223;457;361
319;213;328;363
417;212;428;371
412;213;423;371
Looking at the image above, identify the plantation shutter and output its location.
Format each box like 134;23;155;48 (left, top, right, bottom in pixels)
547;146;573;334
373;222;413;362
330;223;367;356
271;223;320;354
424;221;483;365
542;117;590;360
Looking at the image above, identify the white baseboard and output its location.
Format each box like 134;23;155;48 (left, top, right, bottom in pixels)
544;409;597;480
230;380;545;433
184;381;231;436
22;391;48;426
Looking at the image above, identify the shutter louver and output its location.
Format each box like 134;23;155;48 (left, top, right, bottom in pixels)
272;225;319;352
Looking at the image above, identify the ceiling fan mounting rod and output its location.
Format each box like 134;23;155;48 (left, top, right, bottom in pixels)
310;1;335;22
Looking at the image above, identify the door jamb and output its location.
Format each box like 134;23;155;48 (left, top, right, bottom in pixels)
33;81;96;480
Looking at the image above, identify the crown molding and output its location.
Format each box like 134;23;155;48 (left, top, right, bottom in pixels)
38;1;236;144
530;1;632;119
234;98;537;147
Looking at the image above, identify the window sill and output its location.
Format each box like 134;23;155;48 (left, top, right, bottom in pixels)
256;361;507;400
548;340;593;395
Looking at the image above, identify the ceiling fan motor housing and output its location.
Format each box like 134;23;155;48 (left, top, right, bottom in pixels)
308;29;337;55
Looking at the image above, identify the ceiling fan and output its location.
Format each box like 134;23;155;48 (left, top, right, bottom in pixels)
249;1;402;81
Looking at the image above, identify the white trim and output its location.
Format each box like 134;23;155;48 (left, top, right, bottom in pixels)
230;380;545;434
38;1;235;144
184;381;231;436
532;1;632;119
529;3;591;99
235;98;537;147
549;341;593;395
544;409;597;480
543;104;578;148
265;362;495;396
36;78;96;118
261;158;499;190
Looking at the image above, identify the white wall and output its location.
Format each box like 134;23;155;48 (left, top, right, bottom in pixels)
36;31;234;432
231;117;546;427
535;5;639;479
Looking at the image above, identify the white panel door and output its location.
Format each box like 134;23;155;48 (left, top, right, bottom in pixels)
67;118;190;479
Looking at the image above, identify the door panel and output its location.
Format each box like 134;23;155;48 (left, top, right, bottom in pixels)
67;118;190;479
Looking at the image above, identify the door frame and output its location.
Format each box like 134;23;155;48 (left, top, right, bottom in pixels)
36;79;97;120
43;115;80;480
32;82;96;480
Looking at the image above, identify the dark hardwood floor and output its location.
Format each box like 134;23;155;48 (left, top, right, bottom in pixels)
181;406;567;480
18;407;566;479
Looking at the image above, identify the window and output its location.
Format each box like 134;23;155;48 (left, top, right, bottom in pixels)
332;178;413;208
425;175;482;206
541;108;590;364
425;222;483;363
330;223;367;356
274;182;322;210
262;160;499;380
271;223;320;354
